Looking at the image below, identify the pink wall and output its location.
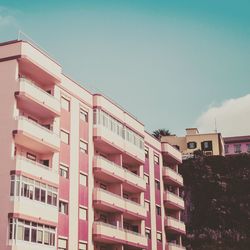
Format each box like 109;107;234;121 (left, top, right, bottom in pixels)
145;185;150;201
61;109;70;131
156;215;162;231
225;142;250;155
145;211;151;227
157;242;163;250
79;121;89;141
154;163;160;180
155;189;161;204
79;186;88;206
78;220;88;241
0;59;18;249
144;158;150;174
79;152;88;173
58;213;69;236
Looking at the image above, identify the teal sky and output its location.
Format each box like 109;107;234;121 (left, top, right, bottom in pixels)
1;0;250;135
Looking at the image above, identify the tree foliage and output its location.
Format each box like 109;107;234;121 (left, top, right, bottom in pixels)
180;154;250;250
152;128;171;140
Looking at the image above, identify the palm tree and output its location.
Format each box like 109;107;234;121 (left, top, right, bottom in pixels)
152;129;171;140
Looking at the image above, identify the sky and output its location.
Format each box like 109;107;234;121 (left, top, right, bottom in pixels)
0;0;250;136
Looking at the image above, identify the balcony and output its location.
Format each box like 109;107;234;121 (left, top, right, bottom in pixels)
8;241;56;250
162;143;182;164
163;191;184;210
165;216;186;235
0;40;61;85
15;156;58;185
13;116;60;153
12;197;58;224
15;77;60;119
163;167;183;187
93;222;147;248
93;156;146;192
166;243;186;250
93;126;144;164
93;109;144;164
93;188;146;219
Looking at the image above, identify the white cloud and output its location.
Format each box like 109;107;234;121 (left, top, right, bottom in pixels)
0;6;17;28
195;94;250;137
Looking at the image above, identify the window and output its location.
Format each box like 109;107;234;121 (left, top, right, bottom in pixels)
234;144;241;153
79;207;87;220
224;144;229;154
157;232;162;242
47;186;57;206
60;165;69;179
9;218;55;246
61;96;70;111
93;109;144;150
10;175;57;206
156;205;161;216
155;180;160;190
247;144;250;153
10;175;15;196
144;174;149;184
27;152;36;161
59;201;68;215
80;108;88;122
187;141;197;149
145;228;151;239
58;238;68;250
145;147;149;158
79;242;87;250
201;141;213;151
154;154;159;165
80;140;88;153
145;200;150;212
61;130;69;144
79;173;87;186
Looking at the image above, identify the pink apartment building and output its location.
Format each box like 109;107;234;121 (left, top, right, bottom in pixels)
224;136;250;155
0;40;186;250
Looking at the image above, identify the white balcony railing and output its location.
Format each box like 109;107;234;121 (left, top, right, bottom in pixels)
167;242;186;250
93;221;147;247
164;191;184;209
15;156;59;185
165;216;186;233
162;142;182;163
94;156;146;190
16;155;51;171
17;116;57;135
93;188;146;218
163;166;183;186
15;116;60;152
18;77;60;115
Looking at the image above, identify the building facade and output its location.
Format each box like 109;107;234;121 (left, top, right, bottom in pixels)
162;128;224;159
0;40;185;250
223;136;250;155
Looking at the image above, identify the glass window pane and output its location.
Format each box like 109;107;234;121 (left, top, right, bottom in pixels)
61;97;70;111
37;230;43;244
79;174;87;186
24;227;30;241
31;228;37;242
17;225;24;240
61;130;69;144
41;189;46;203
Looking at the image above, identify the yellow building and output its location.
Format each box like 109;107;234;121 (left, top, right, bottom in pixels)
161;128;224;159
